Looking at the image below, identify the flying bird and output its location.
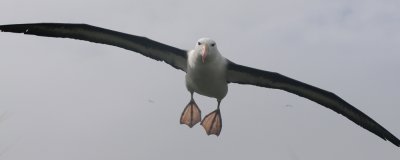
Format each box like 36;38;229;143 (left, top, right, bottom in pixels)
1;23;399;147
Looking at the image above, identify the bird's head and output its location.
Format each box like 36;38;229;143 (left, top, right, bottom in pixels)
194;38;219;63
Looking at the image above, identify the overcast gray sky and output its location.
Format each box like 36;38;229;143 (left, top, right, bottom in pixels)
1;0;399;159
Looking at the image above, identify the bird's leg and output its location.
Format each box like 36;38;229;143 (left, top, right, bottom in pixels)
180;93;201;128
201;100;222;136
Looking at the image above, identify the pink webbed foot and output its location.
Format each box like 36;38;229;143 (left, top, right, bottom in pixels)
180;100;201;128
201;109;222;136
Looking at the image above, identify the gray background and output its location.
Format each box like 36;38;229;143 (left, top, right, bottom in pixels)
1;0;399;159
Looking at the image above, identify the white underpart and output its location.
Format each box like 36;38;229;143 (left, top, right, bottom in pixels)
185;41;228;101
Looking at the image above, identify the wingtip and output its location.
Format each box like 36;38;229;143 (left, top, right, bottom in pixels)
387;137;400;148
376;129;400;148
378;127;400;148
0;24;29;33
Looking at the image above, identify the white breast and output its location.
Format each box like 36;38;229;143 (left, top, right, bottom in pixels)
185;50;228;100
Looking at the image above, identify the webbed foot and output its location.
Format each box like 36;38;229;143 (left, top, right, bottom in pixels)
201;109;222;136
180;100;201;128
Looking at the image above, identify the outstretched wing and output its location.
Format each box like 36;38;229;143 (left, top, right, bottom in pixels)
0;23;187;71
226;60;400;147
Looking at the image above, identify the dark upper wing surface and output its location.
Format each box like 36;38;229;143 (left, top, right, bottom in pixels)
0;23;187;71
227;60;400;147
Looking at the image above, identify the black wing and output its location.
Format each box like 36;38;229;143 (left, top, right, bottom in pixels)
227;60;400;147
0;23;187;71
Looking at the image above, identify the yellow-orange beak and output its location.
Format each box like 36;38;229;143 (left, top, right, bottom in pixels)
202;45;208;63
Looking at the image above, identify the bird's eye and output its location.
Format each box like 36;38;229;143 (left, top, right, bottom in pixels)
198;42;201;45
211;43;215;47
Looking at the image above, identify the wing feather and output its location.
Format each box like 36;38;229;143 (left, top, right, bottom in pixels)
227;60;400;147
0;23;187;71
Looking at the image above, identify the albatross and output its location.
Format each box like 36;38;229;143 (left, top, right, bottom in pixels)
1;23;399;147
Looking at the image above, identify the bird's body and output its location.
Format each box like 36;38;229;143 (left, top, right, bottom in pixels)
183;38;227;135
185;39;228;101
185;56;228;100
1;23;399;147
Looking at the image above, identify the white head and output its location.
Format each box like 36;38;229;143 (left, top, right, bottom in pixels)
194;38;220;63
